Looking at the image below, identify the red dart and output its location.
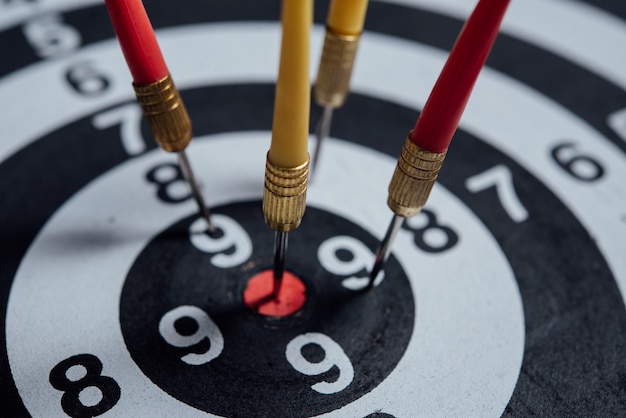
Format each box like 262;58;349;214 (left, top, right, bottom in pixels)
412;0;510;153
104;0;168;85
369;0;510;285
104;0;215;231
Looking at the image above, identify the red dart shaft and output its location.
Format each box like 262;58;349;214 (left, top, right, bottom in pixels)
104;0;215;231
369;0;510;285
411;0;510;153
104;0;168;85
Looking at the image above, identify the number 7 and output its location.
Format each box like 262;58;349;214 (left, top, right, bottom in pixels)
465;165;529;223
92;103;146;156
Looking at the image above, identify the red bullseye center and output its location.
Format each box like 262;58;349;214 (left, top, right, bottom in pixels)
243;270;307;317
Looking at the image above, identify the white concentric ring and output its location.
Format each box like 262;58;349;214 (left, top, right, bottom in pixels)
1;23;625;303
7;133;524;417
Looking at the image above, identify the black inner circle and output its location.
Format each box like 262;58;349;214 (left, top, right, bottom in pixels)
0;81;624;416
2;0;626;413
120;202;415;417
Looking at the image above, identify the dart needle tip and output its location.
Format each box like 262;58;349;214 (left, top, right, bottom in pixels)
272;231;289;299
204;217;218;235
311;106;334;176
368;215;404;288
176;150;216;232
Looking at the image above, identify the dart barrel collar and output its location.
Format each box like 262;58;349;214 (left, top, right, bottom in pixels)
263;155;310;232
133;74;192;153
387;132;446;218
314;27;361;108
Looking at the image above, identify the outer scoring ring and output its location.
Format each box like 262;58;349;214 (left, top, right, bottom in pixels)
0;21;624;302
1;0;626;416
7;132;523;417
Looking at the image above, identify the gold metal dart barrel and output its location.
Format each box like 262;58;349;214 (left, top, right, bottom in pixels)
387;132;446;217
133;74;192;153
263;155;310;232
314;28;360;108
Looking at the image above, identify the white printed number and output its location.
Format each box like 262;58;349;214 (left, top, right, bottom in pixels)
159;311;355;395
465;165;528;223
158;305;224;365
318;236;383;290
93;104;146;155
286;333;355;394
189;214;253;268
23;14;81;58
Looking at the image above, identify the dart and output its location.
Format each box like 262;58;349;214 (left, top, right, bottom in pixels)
104;0;215;231
311;0;369;175
263;0;312;299
369;0;511;284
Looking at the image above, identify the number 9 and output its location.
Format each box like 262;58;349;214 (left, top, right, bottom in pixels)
318;236;384;290
158;305;224;365
285;333;354;395
189;214;253;268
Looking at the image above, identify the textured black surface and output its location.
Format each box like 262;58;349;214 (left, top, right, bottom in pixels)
2;81;624;416
1;0;626;417
121;203;414;417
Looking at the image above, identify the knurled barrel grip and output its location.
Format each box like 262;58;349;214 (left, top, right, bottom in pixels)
133;75;192;153
314;28;360;108
387;133;447;218
263;155;310;233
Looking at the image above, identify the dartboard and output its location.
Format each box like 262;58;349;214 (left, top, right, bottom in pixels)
1;0;625;416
